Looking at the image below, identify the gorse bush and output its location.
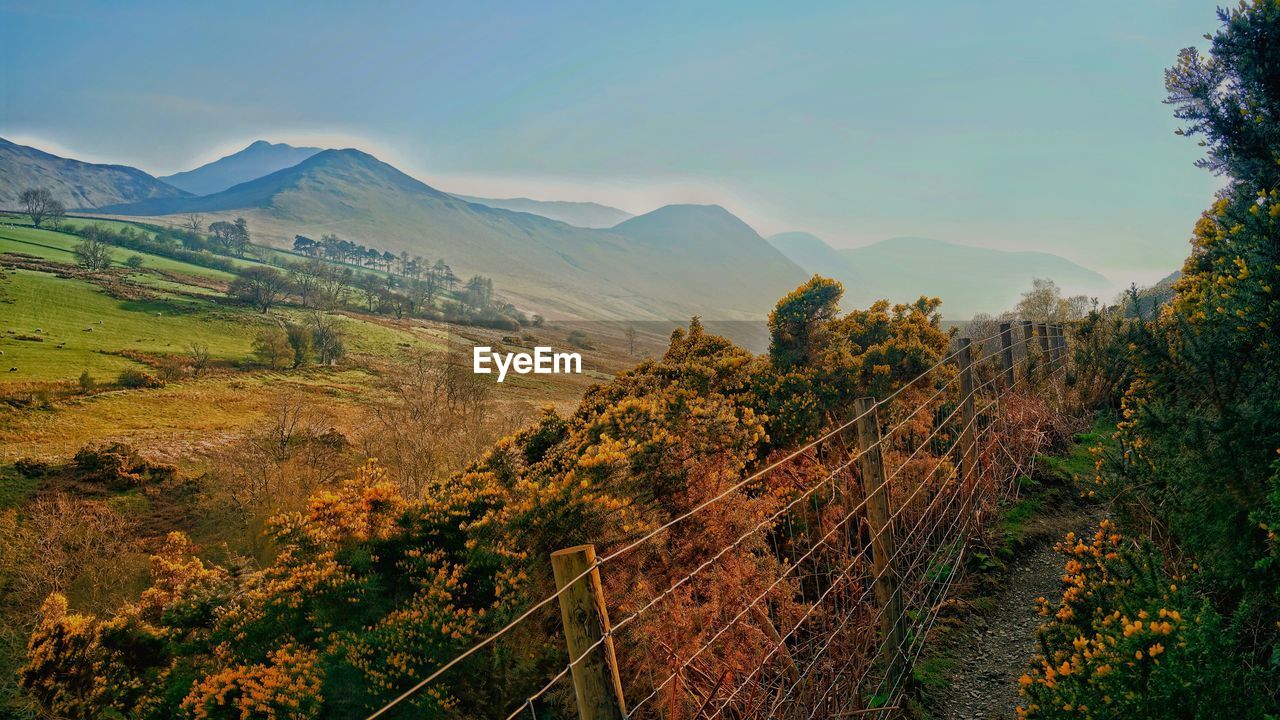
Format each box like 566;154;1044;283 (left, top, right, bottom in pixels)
19;278;976;718
1018;522;1248;719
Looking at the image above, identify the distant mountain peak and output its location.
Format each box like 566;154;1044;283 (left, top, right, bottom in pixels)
451;194;634;228
614;203;758;241
159;140;323;196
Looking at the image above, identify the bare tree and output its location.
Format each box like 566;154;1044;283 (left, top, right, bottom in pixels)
10;495;136;612
187;341;211;377
184;213;204;235
72;233;113;271
227;266;291;313
213;395;351;533
361;348;525;497
19;187;57;228
46;199;66;229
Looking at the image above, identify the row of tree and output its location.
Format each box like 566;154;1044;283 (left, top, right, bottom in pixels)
292;233;453;282
226;261;528;329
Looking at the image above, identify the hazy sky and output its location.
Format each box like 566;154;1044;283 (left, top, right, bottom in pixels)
1;0;1223;283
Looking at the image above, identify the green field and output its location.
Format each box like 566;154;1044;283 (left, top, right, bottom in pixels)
0;269;260;381
0;223;237;280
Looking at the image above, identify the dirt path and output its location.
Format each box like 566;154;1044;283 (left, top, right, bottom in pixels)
929;504;1105;719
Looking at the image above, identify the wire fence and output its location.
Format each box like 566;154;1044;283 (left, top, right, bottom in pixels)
366;321;1074;720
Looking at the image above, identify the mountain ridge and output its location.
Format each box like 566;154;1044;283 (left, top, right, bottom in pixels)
99;149;806;321
0;137;190;209
159;140;322;196
450;194;633;228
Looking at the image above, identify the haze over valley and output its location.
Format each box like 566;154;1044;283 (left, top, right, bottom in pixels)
1;137;1123;320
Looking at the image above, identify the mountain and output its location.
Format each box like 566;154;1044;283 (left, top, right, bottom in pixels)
159;140;322;196
770;231;1111;318
101;149;806;321
0;137;190;209
610;204;809;305
768;232;861;286
842;237;1111;318
450;194;633;228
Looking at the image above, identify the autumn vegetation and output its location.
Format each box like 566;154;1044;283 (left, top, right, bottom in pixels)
5;269;1084;718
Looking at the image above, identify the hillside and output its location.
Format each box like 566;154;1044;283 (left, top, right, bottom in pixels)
767;231;862;286
0;137;189;209
100;150;807;321
451;194;633;228
159;140;321;195
770;231;1111;318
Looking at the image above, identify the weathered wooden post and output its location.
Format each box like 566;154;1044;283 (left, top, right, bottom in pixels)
853;397;907;690
999;322;1015;388
1052;324;1067;365
551;545;626;720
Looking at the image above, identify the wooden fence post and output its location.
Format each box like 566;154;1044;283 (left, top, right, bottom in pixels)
551;545;626;720
1021;320;1035;383
1053;324;1067;365
853;397;907;690
999;322;1015;388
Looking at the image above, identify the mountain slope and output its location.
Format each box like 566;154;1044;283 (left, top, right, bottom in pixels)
159;140;322;196
101;150;805;320
451;194;633;228
768;232;861;285
609;204;809;307
840;237;1112;317
0;137;190;209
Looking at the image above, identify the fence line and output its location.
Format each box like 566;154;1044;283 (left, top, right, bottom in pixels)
362;321;1072;720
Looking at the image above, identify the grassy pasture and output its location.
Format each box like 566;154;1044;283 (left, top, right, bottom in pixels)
0;268;258;381
0;223;237;280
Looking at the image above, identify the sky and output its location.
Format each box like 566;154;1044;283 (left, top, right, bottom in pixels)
0;0;1225;284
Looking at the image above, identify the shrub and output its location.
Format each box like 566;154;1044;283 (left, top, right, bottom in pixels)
72;442;176;489
252;326;292;369
286;324;312;368
1018;521;1257;719
155;356;186;382
124;254;145;269
13;458;49;477
78;369;95;391
117;368;163;389
565;329;594;350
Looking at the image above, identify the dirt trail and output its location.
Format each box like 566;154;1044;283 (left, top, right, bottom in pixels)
929;503;1105;719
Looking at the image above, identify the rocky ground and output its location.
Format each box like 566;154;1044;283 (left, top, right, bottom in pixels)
927;502;1106;719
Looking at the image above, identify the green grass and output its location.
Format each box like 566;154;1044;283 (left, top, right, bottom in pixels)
0;465;39;510
0;269;261;381
1041;415;1115;482
0;266;451;384
0;223;236;281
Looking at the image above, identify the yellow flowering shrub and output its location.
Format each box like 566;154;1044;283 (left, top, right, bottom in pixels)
1018;522;1248;719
